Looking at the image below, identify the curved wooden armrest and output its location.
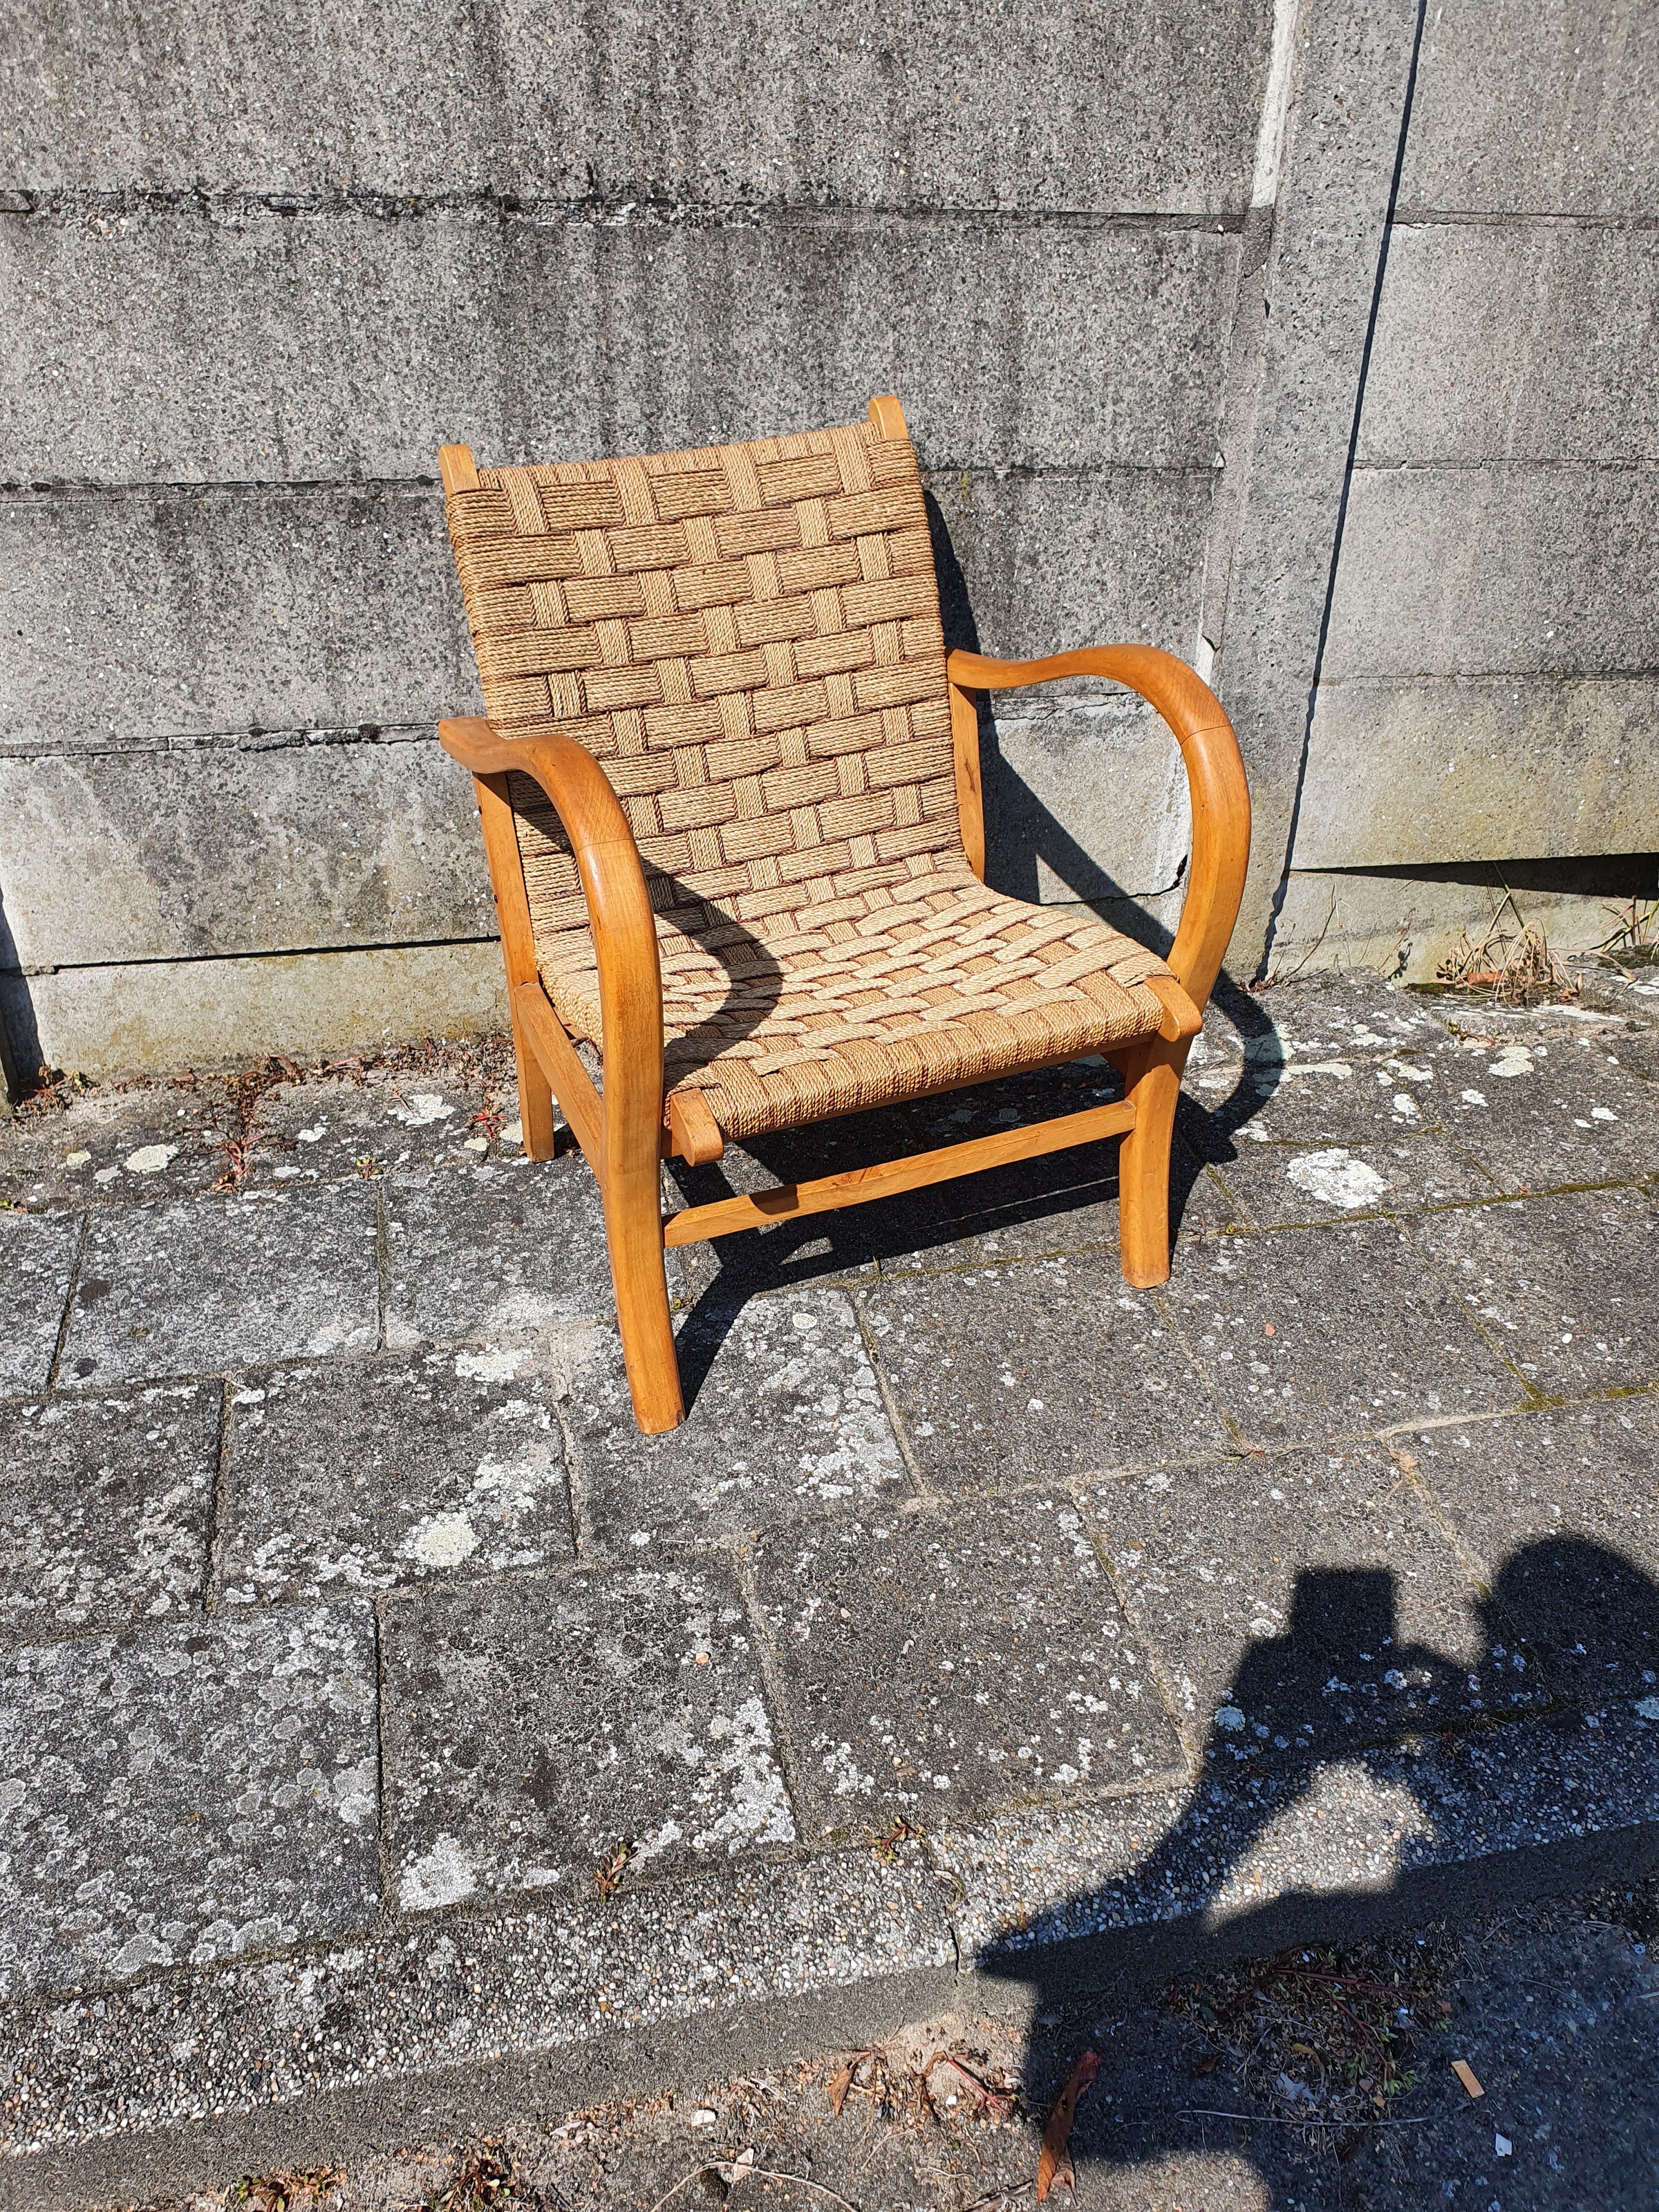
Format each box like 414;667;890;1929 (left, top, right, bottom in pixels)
438;715;665;1147
946;647;1250;1013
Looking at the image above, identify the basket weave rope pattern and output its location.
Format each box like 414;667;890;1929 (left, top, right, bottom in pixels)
445;413;1173;1140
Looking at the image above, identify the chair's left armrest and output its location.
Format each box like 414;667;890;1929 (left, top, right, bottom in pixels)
946;648;1250;1013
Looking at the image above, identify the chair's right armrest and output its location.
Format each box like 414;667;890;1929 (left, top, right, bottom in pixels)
438;716;665;1137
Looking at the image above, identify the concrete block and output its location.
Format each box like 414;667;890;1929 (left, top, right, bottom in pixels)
222;1351;574;1606
1080;1438;1531;1755
0;1385;217;1642
751;1495;1185;1839
1402;0;1659;214
1270;861;1659;985
1360;222;1659;464
3;941;507;1083
0;1209;79;1394
1400;1398;1659;1705
0;205;1239;482
1203;0;1425;963
862;1252;1233;1490
980;689;1190;906
1409;1186;1659;1400
380;1559;794;1907
61;1186;381;1386
0;1606;378;2000
1324;465;1659;679
1439;1046;1659;1194
565;1288;909;1555
4;0;1273;211
1295;675;1659;867
2;1851;953;2162
928;466;1212;664
0;737;492;966
1159;1215;1526;1447
382;1161;614;1347
0;483;475;750
1205;1132;1501;1230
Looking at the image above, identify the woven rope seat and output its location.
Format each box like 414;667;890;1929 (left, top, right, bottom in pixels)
447;412;1176;1141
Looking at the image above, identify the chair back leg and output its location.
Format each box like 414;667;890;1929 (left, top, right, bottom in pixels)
1117;1039;1186;1288
509;1002;560;1162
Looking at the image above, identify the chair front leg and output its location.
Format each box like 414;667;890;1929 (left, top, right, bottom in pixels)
601;1092;684;1435
1116;1037;1186;1289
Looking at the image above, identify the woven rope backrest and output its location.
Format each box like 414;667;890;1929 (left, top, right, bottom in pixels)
442;412;961;951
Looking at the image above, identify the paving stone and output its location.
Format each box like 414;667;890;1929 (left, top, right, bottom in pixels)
1184;1052;1467;1151
751;1497;1185;1841
0;1607;379;2001
1203;1133;1500;1228
381;1561;794;1911
564;1288;908;1556
1080;1441;1536;1760
941;1701;1659;1969
1407;1185;1659;1399
1162;1218;1527;1446
1432;1044;1659;1191
221;1351;574;1606
1;1853;954;2159
0;1090;234;1213
863;1251;1236;1490
1397;1398;1659;1704
0;1208;78;1394
59;1188;379;1385
243;1071;527;1192
383;1161;613;1349
0;1385;217;1641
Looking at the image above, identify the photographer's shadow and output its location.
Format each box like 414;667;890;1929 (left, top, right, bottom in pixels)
977;1541;1659;2198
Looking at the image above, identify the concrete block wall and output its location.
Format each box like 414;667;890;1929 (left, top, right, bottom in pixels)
1277;0;1659;974
1;0;1653;1077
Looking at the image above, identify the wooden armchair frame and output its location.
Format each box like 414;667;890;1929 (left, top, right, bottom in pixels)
438;408;1249;1435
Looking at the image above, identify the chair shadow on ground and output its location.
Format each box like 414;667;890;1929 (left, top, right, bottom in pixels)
975;1541;1659;2204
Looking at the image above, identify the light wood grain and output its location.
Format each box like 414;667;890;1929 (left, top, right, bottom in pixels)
663;1096;1136;1248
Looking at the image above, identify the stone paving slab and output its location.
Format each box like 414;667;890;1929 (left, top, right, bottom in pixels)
221;1352;574;1606
380;1558;795;1911
751;1497;1185;1840
0;1386;218;1641
1436;1042;1659;1192
941;1699;1659;1972
0;1607;379;2002
1081;1441;1542;1757
1396;1397;1659;1704
863;1250;1237;1489
1409;1183;1659;1398
59;1190;380;1385
1162;1217;1528;1445
563;1288;909;1555
382;1163;613;1349
1203;1130;1500;1228
0;1208;79;1393
243;1074;522;1191
0;1852;955;2164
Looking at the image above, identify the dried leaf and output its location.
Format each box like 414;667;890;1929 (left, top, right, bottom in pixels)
1035;2050;1099;2202
1191;2053;1219;2077
826;2065;853;2118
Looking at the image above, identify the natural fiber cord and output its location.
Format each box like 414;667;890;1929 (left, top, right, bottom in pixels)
445;412;1174;1139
